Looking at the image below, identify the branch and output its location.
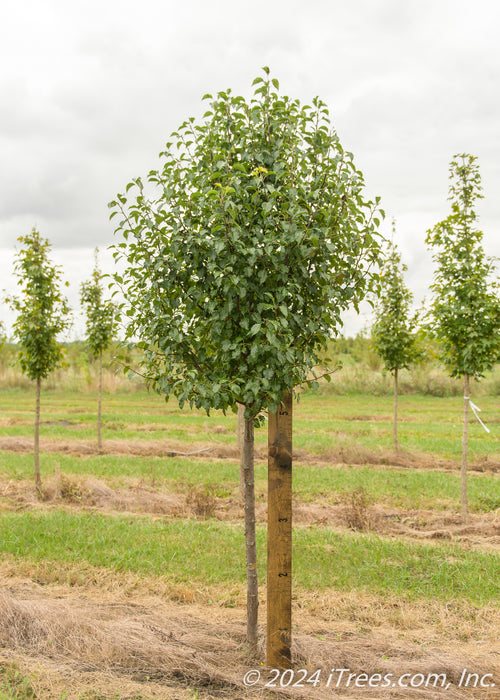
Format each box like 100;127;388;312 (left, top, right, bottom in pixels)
295;364;342;391
112;358;151;382
165;447;213;456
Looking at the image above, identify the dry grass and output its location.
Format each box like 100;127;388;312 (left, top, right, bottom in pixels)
0;580;499;699
52;474;188;516
3;555;500;643
3;475;500;551
0;435;239;460
0;590;249;691
1;474;199;519
185;485;218;519
2;435;500;473
341;486;374;531
57;473;94;504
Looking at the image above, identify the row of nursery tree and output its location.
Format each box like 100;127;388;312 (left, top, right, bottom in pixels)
372;154;500;525
1;71;500;662
2;241;117;484
2;158;499;509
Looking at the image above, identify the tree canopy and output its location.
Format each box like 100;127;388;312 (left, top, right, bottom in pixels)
110;69;383;418
80;248;117;358
426;154;500;379
372;234;420;373
6;228;71;381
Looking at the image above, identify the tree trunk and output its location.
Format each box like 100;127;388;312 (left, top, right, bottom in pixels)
34;376;42;496
238;403;245;500
267;390;293;669
242;408;259;652
393;367;398;452
97;349;103;452
461;374;470;524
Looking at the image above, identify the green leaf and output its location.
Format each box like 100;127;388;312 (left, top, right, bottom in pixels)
108;69;384;418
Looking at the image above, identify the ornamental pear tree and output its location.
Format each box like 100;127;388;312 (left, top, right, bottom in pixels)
5;229;71;493
109;68;383;662
80;248;118;451
372;226;420;451
426;154;500;523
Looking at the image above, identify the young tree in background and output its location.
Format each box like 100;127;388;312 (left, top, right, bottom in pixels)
110;69;383;660
426;154;500;523
5;229;71;494
372;227;420;451
80;248;117;451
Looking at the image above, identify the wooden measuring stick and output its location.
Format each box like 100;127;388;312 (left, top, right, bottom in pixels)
266;390;293;668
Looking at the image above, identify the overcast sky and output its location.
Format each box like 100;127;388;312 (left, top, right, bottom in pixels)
1;0;499;338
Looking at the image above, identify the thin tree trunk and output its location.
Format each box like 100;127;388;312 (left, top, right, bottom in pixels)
97;349;103;452
461;374;470;524
34;376;42;496
242;408;258;652
238;403;245;500
393;367;398;452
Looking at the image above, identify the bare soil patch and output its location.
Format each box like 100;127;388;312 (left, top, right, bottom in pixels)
0;573;499;699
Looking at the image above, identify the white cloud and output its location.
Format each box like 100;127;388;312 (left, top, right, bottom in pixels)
1;0;500;337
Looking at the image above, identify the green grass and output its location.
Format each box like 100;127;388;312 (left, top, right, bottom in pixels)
293;392;500;458
0;452;242;490
0;664;35;700
1;387;499;607
1;388;499;460
1;510;499;605
294;463;500;511
2;451;500;512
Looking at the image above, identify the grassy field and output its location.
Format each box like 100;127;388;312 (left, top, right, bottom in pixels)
0;385;499;699
1;387;499;458
2;510;500;603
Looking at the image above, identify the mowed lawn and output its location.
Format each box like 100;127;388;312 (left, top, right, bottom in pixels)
0;387;499;459
0;386;499;607
1;510;499;604
1;452;500;512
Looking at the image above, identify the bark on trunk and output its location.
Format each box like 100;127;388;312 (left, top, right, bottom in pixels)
393;367;398;452
97;349;103;452
242;408;259;651
34;376;42;496
461;374;470;524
